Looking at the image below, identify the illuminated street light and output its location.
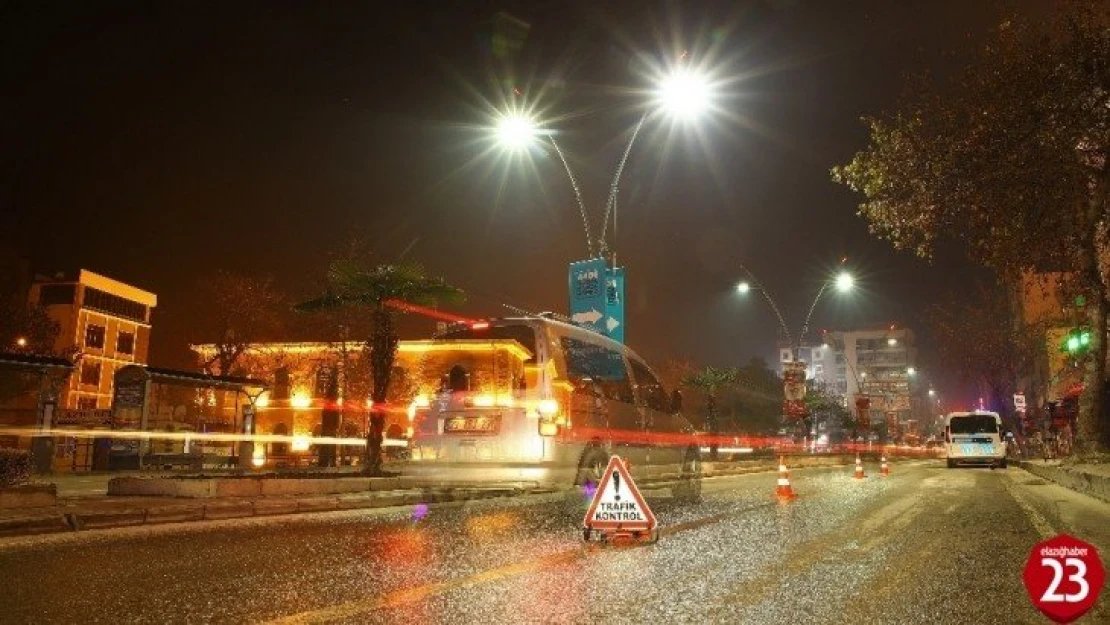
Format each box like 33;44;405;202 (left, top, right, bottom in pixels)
928;388;936;397
907;367;916;376
495;112;539;151
888;337;898;346
835;272;854;293
736;281;751;294
15;337;27;348
655;68;712;119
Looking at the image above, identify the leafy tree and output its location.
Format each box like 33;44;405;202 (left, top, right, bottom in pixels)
0;252;62;403
725;357;783;434
805;380;852;443
295;260;465;475
925;282;1044;432
191;272;286;377
832;4;1110;454
683;365;738;459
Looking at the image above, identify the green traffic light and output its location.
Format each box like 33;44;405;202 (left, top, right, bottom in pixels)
1080;331;1091;346
1067;335;1081;352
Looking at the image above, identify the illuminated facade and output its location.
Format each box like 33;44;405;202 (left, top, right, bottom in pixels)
190;339;532;461
29;270;156;410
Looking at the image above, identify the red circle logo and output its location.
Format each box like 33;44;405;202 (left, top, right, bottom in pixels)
1023;534;1105;623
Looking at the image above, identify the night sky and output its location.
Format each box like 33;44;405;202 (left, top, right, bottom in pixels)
1;1;1043;387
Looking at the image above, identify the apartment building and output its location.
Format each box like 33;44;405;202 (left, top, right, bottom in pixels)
28;270;157;410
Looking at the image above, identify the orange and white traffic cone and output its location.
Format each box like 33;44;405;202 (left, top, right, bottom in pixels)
880;456;890;477
775;456;797;500
854;454;867;479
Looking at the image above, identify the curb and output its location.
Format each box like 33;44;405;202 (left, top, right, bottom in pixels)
1016;460;1110;504
0;513;71;538
0;483;554;539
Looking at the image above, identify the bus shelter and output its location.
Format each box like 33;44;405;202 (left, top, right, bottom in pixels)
0;351;76;473
108;365;267;470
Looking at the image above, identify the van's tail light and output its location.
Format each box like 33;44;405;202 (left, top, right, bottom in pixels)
538;420;559;437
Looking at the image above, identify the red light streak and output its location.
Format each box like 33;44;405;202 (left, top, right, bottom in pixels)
384;299;476;324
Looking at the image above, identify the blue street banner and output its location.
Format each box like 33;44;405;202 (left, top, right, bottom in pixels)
605;266;625;344
568;258;607;335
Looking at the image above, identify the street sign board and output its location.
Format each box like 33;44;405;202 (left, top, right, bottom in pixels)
583;456;656;534
568;258;607;336
1014;393;1027;411
604;266;625;344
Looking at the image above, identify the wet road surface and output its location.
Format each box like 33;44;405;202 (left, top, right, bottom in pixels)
1;460;1108;624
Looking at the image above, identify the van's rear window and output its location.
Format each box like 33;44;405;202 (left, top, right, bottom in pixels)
949;415;998;434
439;324;537;362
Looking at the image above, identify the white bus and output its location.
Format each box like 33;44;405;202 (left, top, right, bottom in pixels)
407;316;703;500
944;411;1006;468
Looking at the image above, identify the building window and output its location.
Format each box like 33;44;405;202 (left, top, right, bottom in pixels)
77;397;99;410
38;284;76;306
85;324;106;349
80;361;102;386
83;287;147;322
117;331;135;355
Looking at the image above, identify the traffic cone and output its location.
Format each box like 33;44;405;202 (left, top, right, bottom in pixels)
775;456;797;499
854;454;867;479
880;456;890;477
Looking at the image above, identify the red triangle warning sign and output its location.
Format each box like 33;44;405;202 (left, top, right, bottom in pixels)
583;456;656;532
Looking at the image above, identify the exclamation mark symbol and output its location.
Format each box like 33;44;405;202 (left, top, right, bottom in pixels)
613;472;621;502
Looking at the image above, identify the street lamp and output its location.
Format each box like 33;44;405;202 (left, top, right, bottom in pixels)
907;367;916;376
928;388;936;397
495;113;538;151
835;272;854;293
655;68;713;120
736;281;751;294
15;337;27;348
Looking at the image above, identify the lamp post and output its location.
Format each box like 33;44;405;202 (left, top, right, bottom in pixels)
734;266;854;443
734;267;855;359
492;66;716;260
488;62;719;344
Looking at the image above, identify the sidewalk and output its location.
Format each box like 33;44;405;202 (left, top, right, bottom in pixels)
1015;458;1110;504
0;453;879;540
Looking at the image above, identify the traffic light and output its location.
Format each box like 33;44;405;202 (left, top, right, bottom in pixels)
1061;328;1092;355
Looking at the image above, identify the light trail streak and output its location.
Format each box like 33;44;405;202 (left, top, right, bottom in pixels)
0;428;410;448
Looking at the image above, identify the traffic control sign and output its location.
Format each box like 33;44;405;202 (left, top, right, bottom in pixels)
583;456;656;543
1023;534;1105;623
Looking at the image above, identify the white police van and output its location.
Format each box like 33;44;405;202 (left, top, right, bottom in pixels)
944;411;1006;468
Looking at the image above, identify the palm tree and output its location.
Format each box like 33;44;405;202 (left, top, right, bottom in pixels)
683;366;738;460
295;260;465;475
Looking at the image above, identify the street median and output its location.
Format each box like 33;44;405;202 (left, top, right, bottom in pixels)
0;454;921;540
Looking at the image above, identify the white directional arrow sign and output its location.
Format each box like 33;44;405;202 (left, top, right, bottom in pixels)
571;309;603;325
606;316;621;332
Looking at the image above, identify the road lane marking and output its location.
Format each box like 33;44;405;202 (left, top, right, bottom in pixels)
263;503;773;624
1004;471;1058;540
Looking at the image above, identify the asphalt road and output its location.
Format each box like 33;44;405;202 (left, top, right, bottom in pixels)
1;461;1108;625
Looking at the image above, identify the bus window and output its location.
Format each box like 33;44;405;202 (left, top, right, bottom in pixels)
560;337;633;404
439;323;538;364
630;359;667;412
